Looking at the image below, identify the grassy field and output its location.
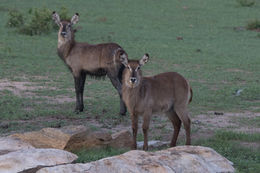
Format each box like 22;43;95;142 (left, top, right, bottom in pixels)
0;0;259;172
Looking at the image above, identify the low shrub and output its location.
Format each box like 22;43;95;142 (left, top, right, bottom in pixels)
19;8;53;35
6;7;70;36
6;9;24;28
236;0;255;7
246;19;260;30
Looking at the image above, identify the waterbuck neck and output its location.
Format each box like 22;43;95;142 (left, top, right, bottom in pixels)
122;76;144;102
57;36;75;59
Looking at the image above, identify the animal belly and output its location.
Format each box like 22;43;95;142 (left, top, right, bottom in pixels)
152;103;172;113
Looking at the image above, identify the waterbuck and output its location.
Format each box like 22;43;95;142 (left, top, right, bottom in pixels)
120;53;192;150
52;12;127;115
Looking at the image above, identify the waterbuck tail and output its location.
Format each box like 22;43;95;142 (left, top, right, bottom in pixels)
113;48;127;83
189;87;193;103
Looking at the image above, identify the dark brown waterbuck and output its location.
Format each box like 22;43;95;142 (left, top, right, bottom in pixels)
52;12;127;115
120;53;192;150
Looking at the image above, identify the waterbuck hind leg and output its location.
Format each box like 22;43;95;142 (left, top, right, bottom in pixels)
166;111;182;147
74;76;81;113
74;73;86;113
107;73;127;116
175;107;191;145
79;72;86;111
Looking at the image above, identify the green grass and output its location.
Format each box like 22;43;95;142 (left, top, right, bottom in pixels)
73;147;128;163
72;130;260;172
0;0;259;120
0;0;259;116
0;0;259;172
194;131;260;173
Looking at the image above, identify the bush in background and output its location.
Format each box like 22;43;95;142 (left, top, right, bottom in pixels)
6;7;70;36
59;6;70;21
246;19;260;30
19;8;53;35
6;9;24;28
236;0;255;7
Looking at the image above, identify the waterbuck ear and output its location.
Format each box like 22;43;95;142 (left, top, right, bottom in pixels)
71;13;79;25
52;11;61;26
119;52;128;67
139;53;149;66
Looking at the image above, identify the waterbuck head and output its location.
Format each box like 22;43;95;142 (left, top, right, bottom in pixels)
120;53;149;88
52;11;79;42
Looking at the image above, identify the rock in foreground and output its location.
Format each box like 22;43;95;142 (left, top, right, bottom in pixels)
37;146;235;173
0;148;78;173
0;137;34;155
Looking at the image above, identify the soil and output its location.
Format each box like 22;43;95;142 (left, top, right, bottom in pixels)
0;78;74;103
0;78;259;144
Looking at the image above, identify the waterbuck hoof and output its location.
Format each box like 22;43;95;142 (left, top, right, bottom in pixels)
74;109;80;114
75;107;84;114
119;112;126;116
170;143;177;147
131;145;137;150
131;142;137;150
143;147;148;151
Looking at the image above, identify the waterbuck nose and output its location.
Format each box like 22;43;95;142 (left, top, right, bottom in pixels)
130;77;137;83
61;31;66;36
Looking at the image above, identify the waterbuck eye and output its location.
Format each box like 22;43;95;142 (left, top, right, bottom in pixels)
127;66;133;72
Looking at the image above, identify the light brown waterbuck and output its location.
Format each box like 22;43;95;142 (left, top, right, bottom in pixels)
120;53;192;150
52;12;127;115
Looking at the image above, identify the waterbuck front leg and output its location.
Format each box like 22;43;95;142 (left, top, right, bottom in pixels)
107;73;127;116
131;113;138;150
142;112;151;151
74;72;86;113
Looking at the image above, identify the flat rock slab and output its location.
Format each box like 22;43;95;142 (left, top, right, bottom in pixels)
10;125;88;149
0;148;78;173
37;146;235;173
10;126;133;151
0;137;35;155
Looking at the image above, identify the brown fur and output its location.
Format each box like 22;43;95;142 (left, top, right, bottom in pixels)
52;12;127;114
120;54;192;150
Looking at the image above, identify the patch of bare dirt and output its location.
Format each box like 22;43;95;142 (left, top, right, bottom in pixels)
193;111;260;133
226;68;251;74
0;79;56;96
0;78;74;104
239;141;260;149
1;110;259;146
1;77;259;143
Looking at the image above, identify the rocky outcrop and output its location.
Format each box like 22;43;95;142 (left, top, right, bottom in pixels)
2;126;235;173
0;148;77;173
109;130;133;148
0;137;34;155
10;126;133;151
10;125;87;150
37;146;235;173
